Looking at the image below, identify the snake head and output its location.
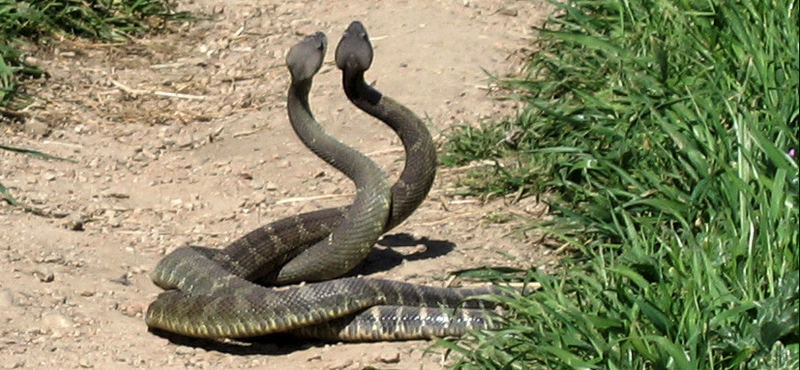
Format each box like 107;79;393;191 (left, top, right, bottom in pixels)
335;21;373;72
286;31;328;82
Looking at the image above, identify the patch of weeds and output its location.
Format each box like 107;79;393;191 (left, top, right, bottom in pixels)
442;0;799;369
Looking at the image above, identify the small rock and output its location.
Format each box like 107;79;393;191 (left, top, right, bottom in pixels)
162;137;177;146
102;192;130;199
110;274;131;286
0;288;14;307
88;157;101;168
63;214;86;231
323;359;353;370
118;302;146;318
24;118;51;137
131;151;149;162
130;265;149;274
78;359;93;368
376;351;401;363
175;346;196;356
176;133;196;148
41;312;74;330
40;253;64;264
33;268;55;283
107;217;121;228
4;359;25;369
219;104;233;116
306;354;322;361
43;170;58;182
497;7;518;16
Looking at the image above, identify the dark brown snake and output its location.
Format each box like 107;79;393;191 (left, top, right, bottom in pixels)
145;22;502;341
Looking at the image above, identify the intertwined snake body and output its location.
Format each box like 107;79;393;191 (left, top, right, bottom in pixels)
145;23;501;341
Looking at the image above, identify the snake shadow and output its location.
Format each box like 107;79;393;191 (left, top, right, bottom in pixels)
347;232;456;276
149;329;326;355
148;233;456;354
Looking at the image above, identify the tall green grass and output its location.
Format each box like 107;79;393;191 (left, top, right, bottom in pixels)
0;0;185;110
443;0;799;369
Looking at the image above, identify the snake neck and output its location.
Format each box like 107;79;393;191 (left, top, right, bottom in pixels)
341;68;437;231
288;80;314;116
277;71;391;284
342;68;382;105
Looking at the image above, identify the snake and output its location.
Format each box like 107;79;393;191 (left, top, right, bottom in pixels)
179;23;439;287
145;23;502;341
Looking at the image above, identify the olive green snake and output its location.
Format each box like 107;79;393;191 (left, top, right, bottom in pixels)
145;22;502;341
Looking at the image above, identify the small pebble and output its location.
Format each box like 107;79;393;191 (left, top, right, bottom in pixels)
175;346;196;356
24;118;51;137
43;170;58;182
78;359;93;368
376;351;401;363
110;274;131;286
118;302;146;318
4;359;25;369
323;359;353;370
0;288;14;307
497;7;518;16
33;268;55;283
63;217;86;231
41;312;74;330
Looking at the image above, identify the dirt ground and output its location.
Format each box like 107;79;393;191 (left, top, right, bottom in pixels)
0;1;554;369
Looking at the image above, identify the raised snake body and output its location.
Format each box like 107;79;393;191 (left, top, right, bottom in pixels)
145;23;501;341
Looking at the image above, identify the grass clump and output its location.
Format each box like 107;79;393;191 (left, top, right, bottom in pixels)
442;0;799;369
0;0;185;110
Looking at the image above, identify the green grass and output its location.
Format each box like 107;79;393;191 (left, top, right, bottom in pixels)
442;0;799;369
0;0;186;110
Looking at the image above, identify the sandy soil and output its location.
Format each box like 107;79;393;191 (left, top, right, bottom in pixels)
0;1;554;369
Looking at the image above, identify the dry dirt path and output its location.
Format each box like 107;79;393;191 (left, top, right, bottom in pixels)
1;1;552;369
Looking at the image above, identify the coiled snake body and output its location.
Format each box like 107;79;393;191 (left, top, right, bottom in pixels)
145;22;501;341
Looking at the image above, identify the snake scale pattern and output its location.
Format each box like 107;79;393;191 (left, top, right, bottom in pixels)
145;22;502;341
